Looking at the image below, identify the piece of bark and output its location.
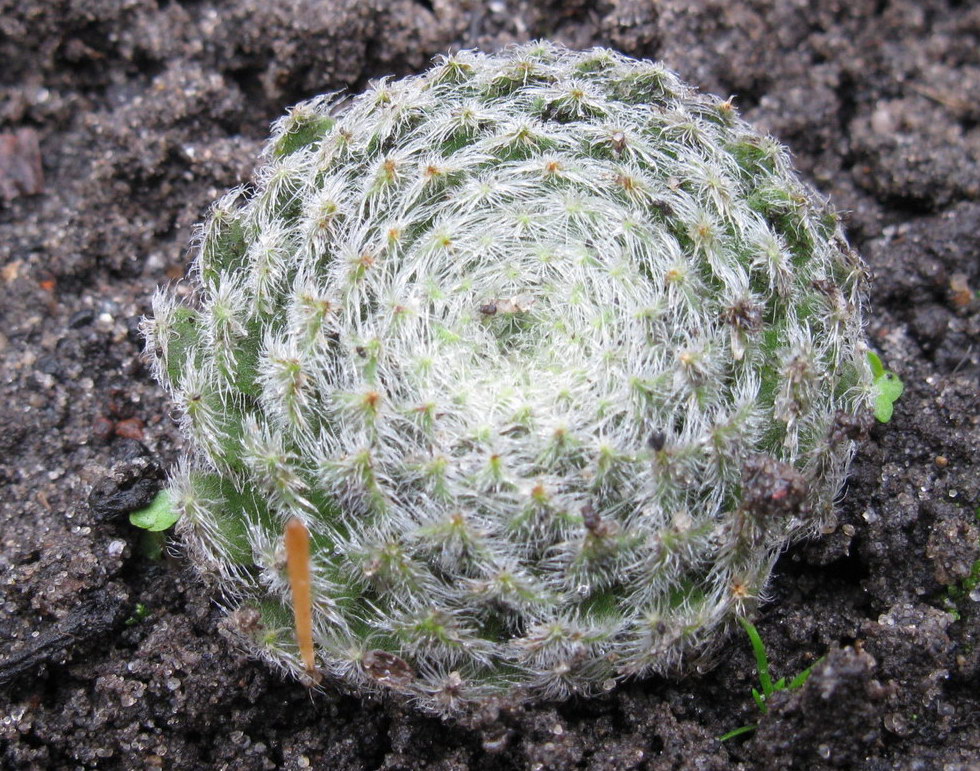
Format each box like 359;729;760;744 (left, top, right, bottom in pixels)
0;128;44;202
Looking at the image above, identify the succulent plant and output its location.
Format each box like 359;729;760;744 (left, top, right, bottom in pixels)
143;42;873;715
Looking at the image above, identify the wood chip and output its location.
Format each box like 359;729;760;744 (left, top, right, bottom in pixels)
0;128;44;202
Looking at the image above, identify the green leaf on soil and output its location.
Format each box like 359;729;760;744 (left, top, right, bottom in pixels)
868;351;904;423
129;490;180;532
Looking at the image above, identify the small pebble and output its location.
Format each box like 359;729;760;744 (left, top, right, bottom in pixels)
0;128;44;201
949;273;973;310
93;416;115;442
68;308;96;329
114;418;145;441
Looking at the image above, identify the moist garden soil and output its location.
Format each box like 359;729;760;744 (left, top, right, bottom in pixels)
1;1;978;769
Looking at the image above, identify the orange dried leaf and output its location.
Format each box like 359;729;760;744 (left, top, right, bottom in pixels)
285;517;315;674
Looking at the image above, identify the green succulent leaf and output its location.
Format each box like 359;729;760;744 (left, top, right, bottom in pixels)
129;490;180;532
273;115;336;158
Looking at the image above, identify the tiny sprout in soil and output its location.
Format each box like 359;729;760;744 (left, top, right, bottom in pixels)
719;617;822;742
867;351;904;423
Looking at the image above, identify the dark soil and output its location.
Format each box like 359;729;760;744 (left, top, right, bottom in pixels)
1;1;978;768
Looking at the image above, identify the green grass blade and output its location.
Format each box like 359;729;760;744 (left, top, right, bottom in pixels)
719;723;757;742
739;617;774;696
787;658;821;690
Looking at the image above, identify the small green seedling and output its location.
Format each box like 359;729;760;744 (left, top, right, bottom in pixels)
129;490;179;560
125;603;150;626
867;351;904;423
719;617;821;741
129;490;179;532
